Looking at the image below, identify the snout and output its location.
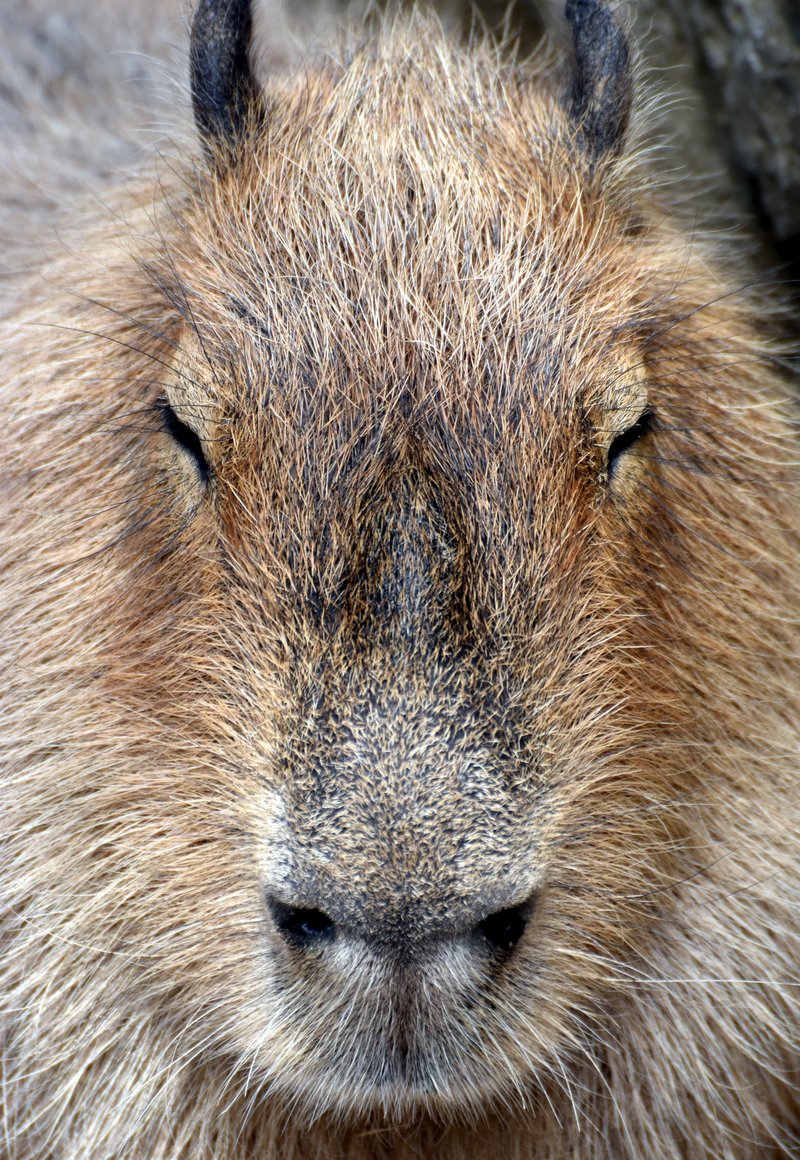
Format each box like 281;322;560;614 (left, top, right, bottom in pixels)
257;879;544;1117
266;889;537;961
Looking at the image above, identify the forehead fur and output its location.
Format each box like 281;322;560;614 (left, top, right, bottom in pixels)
176;16;650;400
165;17;653;642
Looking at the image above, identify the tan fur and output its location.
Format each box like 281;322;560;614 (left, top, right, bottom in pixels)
1;5;800;1158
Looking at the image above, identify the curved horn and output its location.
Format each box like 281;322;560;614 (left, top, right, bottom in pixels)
566;0;632;160
190;0;256;148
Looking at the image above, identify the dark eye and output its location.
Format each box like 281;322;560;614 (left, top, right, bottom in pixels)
158;399;210;482
607;409;654;480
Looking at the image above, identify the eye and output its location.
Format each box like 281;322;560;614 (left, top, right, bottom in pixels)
607;408;655;480
158;399;211;483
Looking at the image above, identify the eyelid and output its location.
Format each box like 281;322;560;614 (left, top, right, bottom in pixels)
607;409;655;478
158;398;211;483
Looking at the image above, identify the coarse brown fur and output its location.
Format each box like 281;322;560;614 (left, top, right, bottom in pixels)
1;2;800;1158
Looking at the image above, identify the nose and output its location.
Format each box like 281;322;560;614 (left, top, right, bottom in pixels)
267;899;336;947
266;892;535;958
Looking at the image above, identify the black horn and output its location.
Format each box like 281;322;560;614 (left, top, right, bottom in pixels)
190;0;257;149
565;0;632;160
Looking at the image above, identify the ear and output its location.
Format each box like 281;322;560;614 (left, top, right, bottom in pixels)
565;0;632;162
190;0;257;151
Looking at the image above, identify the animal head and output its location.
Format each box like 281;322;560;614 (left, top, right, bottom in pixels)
18;0;795;1135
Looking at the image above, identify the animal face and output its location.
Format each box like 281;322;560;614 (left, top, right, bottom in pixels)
3;2;799;1154
122;12;711;1121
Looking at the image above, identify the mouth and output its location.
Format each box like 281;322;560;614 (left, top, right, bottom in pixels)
256;953;533;1125
279;1044;499;1126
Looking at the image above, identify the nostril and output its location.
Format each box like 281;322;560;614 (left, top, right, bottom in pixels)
268;898;336;949
474;898;533;955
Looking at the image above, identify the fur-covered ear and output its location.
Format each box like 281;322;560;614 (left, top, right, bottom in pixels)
190;0;257;151
565;0;632;161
